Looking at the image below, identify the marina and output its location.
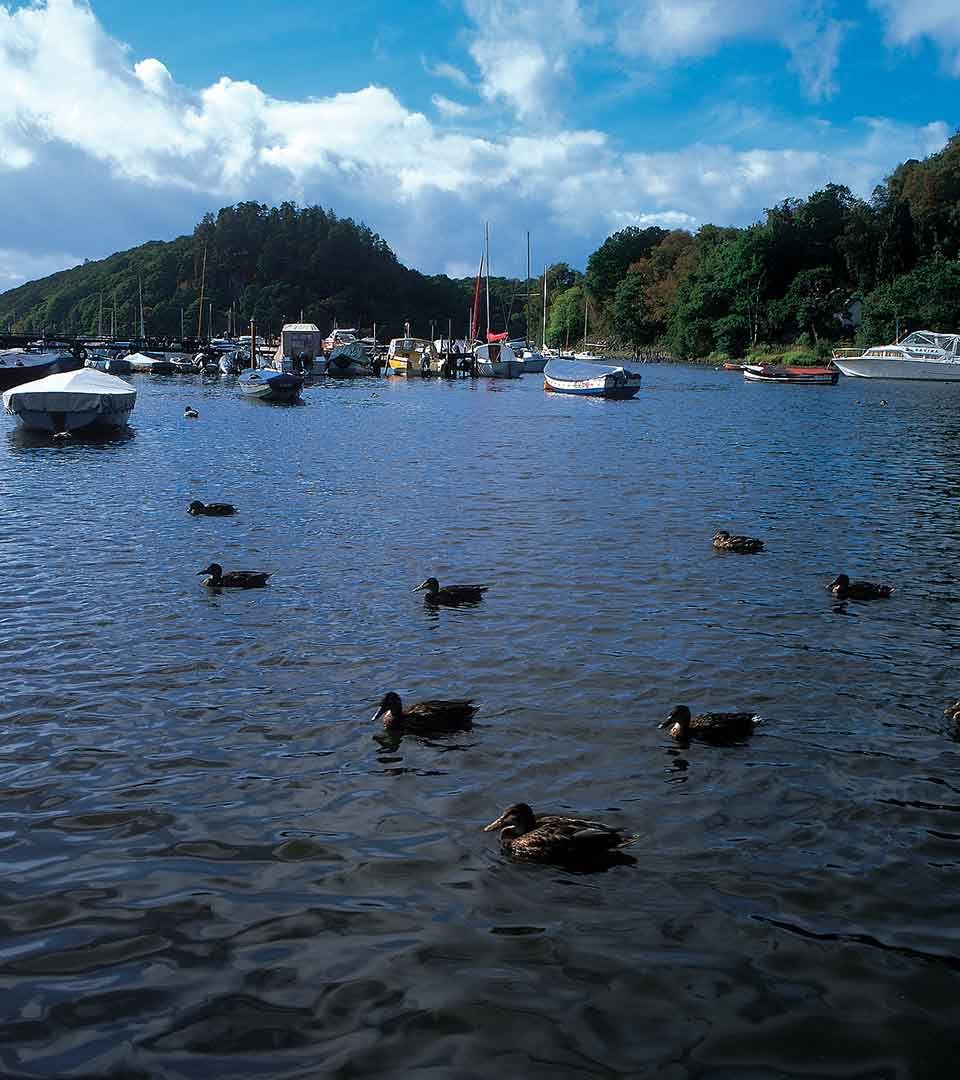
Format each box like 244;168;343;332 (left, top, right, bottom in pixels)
2;364;959;1075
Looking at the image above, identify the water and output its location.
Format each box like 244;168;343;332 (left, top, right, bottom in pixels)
1;366;959;1078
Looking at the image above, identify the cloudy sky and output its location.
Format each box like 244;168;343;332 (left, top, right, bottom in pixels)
0;0;957;288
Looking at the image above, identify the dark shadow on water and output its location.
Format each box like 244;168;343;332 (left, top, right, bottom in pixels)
7;425;136;451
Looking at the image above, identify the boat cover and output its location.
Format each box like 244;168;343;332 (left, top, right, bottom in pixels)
3;367;136;414
544;358;622;381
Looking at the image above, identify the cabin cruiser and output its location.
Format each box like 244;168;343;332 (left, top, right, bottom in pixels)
833;331;960;380
387;337;442;375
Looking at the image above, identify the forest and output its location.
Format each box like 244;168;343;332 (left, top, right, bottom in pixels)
2;132;959;359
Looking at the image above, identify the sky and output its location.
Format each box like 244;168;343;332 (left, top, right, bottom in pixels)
0;0;958;289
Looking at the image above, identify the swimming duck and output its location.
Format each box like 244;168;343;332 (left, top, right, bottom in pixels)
828;574;893;600
197;563;270;588
712;530;764;554
188;500;237;516
413;577;489;605
371;691;476;733
482;802;637;864
944;702;960;721
184;406;199;419
660;705;760;743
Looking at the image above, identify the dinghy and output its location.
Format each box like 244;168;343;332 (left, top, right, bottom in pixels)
543;357;642;398
742;364;838;385
238;367;303;402
3;367;136;434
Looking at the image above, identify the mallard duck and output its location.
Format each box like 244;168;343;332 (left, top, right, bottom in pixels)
184;406;199;419
482;802;637;864
197;563;270;588
712;530;764;554
371;691;476;733
828;574;893;600
413;577;489;605
660;705;760;743
188;500;237;516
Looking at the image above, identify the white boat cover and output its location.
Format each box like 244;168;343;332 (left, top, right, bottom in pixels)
545;358;621;381
3;367;137;414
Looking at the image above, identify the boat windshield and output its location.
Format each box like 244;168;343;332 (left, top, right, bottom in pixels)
899;331;960;354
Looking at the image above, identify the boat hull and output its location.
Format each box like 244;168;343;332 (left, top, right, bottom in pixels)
832;356;960;380
10;405;134;434
543;358;641;398
743;365;838;385
238;369;303;402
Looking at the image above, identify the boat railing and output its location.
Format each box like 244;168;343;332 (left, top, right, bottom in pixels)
832;347;902;359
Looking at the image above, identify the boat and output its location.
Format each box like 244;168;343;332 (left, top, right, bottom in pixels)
742;364;838;385
3;367;136;434
276;322;323;374
322;328;359;355
86;353;134;376
832;331;960;380
543;357;642;398
325;341;374;376
721;362;748;371
475;340;523;378
126;351;176;375
508;340;547;373
387;336;441;375
218;348;245;376
238;367;303;402
0;345;81;392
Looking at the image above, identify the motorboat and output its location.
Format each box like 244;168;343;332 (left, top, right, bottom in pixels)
3;367;136;434
86;353;134;376
832;331;960;379
387;337;442;375
742;364;838;385
508;340;547;373
126;351;176;375
238;367;303;402
323;328;359;355
543;357;641;398
325;341;374;376
277;323;323;374
219;349;246;376
475;341;523;378
0;345;81;392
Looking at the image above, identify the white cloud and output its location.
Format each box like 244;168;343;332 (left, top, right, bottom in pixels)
431;94;470;118
871;0;960;75
422;58;474;91
615;1;847;101
0;1;951;287
0;247;84;288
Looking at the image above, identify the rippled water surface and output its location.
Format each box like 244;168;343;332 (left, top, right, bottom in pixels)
2;365;960;1078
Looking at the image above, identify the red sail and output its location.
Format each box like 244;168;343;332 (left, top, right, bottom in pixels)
470;249;484;343
486;331;508;342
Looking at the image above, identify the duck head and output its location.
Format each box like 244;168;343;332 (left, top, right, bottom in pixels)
413;578;439;594
713;530;730;542
197;563;222;580
372;692;403;723
483;802;537;837
659;705;691;734
829;574;850;592
189;500;206;514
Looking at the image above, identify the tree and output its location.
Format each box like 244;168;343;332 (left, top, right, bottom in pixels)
585;226;668;306
546;285;585;347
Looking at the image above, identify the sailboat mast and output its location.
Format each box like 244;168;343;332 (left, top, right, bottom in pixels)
526;231;531;347
583;291;588;346
97;292;103;338
138;277;145;339
485;221;491;340
542;266;547;350
197;243;207;340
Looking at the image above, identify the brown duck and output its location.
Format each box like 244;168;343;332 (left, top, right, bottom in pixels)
413;577;489;606
372;691;477;733
660;705;760;743
713;530;764;554
483;802;637;864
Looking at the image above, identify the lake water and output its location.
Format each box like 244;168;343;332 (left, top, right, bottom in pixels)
2;364;959;1078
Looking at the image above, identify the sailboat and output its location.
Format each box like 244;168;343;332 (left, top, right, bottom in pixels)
473;222;523;379
513;237;547;373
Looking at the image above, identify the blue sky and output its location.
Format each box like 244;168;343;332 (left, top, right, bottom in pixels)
0;0;958;287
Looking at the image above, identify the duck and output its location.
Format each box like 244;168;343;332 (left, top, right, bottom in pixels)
371;691;476;733
184;406;199;419
712;530;764;554
944;702;960;722
482;802;637;864
197;563;270;588
660;705;760;743
828;574;893;600
188;500;237;516
413;577;489;606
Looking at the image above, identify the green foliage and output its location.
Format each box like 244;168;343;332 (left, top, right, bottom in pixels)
858;256;960;344
545;284;585;347
585;226;668;306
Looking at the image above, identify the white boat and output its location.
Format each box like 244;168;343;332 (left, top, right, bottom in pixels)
238;367;303;402
3;367;136;434
218;348;245;376
0;346;80;392
544;357;641;398
475;341;523;378
276;322;324;374
833;331;960;380
126;351;176;374
323;328;358;355
86;353;134;376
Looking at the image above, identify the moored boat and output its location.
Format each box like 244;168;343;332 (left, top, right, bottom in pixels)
126;351;176;375
0;346;82;391
2;367;136;434
833;330;960;380
742;364;838;385
238;367;303;402
387;337;442;376
543;357;641;398
325;341;374;376
475;341;523;378
86;353;134;376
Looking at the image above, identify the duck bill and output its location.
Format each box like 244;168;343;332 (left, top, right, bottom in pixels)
371;706;387;722
412;581;429;592
658;716;675;729
482;812;510;832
